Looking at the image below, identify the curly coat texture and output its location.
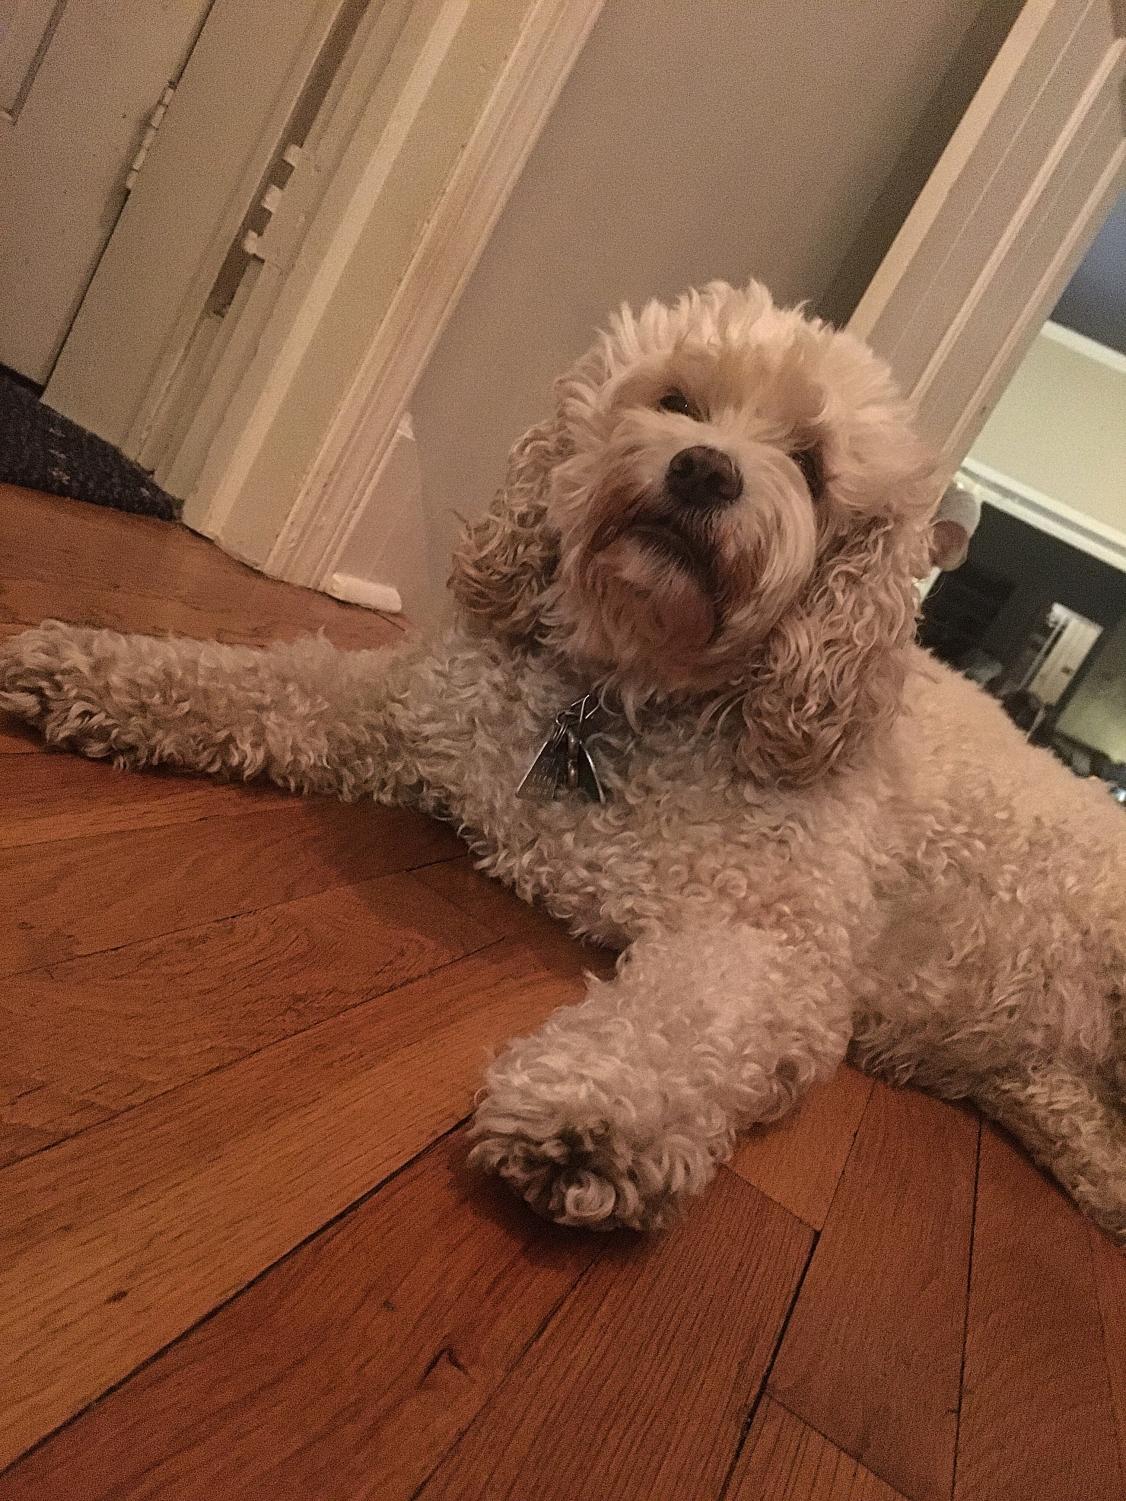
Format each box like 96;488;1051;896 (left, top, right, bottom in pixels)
2;282;1124;1240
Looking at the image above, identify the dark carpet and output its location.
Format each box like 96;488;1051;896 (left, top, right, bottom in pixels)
0;371;181;520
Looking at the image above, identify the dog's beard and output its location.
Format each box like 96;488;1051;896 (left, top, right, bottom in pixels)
563;477;818;690
587;500;721;652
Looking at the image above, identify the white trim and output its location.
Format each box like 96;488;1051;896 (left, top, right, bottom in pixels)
960;457;1126;573
327;573;404;614
910;42;1122;410
850;0;1126;467
1040;316;1126;372
265;0;604;587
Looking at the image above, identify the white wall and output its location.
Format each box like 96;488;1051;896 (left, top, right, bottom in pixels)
970;323;1126;537
407;0;1012;620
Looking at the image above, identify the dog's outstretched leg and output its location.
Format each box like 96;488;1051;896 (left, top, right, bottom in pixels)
470;923;851;1229
976;1065;1126;1245
0;621;424;800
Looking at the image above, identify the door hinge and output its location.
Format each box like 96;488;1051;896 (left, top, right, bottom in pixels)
124;84;176;195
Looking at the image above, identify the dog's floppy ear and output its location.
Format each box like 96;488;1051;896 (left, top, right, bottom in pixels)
449;418;566;645
738;517;926;787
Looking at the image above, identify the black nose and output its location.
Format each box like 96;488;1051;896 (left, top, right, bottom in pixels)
666;445;742;507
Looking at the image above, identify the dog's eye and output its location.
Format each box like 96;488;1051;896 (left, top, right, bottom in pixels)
792;446;824;500
658;389;697;418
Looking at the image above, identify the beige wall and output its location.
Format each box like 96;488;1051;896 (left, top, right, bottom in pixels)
970;324;1126;536
409;0;1012;616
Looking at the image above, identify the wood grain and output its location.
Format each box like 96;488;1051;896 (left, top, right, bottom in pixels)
1089;1222;1126;1483
0;721;38;753
418;1168;813;1501
769;1082;978;1501
730;1063;873;1229
954;1127;1124;1501
0;1133;602;1501
1;865;490;1165
0;575;404;649
0;934;594;1468
413;853;615;956
0;797;462;975
0;754;292;850
726;1398;907;1501
0;485;405;649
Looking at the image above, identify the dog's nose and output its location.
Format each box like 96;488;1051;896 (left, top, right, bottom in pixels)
666;446;742;507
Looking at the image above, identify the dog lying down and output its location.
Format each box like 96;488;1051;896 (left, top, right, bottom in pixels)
2;282;1123;1241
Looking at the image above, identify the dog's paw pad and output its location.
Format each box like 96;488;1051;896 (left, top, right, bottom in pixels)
469;1117;669;1231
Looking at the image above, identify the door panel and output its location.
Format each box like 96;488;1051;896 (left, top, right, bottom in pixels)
0;0;214;382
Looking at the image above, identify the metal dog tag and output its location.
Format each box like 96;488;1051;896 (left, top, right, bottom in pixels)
517;696;607;804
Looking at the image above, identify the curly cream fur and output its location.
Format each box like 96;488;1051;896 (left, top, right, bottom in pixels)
2;281;1123;1241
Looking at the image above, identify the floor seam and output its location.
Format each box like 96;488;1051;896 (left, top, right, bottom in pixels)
950;1115;983;1501
404;1255;605;1501
714;1226;820;1501
0;846;468;984
0;933;509;1172
0;1116;473;1479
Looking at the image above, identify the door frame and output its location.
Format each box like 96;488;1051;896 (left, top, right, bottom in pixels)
850;0;1125;474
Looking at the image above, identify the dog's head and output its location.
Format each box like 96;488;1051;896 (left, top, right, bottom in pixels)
452;281;939;784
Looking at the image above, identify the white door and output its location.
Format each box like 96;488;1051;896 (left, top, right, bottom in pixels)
0;0;215;383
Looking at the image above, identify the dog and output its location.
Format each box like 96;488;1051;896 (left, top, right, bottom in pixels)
2;282;1123;1240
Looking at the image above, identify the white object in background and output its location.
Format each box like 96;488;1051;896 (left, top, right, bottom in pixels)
1023;604;1103;707
0;0;213;382
327;575;403;615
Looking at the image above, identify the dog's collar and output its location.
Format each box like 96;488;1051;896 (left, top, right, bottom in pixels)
517;694;611;803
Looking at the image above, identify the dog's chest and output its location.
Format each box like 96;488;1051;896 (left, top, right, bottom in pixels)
407;634;855;931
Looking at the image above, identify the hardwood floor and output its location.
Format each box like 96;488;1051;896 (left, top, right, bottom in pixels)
0;485;1122;1500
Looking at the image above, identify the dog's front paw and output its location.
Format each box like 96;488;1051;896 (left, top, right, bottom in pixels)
0;621;89;719
469;1092;712;1231
0;622;124;753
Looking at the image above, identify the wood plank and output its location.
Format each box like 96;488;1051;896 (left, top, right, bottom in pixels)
1089;1222;1126;1484
769;1081;978;1501
0;485;270;611
418;1169;813;1501
0;721;38;753
413;853;615;954
954;1127;1123;1501
0;485;405;648
0;933;594;1468
1;864;490;1165
0;754;295;851
0;573;404;650
730;1063;873;1229
726;1398;908;1501
0;1132;602;1501
0;798;463;975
